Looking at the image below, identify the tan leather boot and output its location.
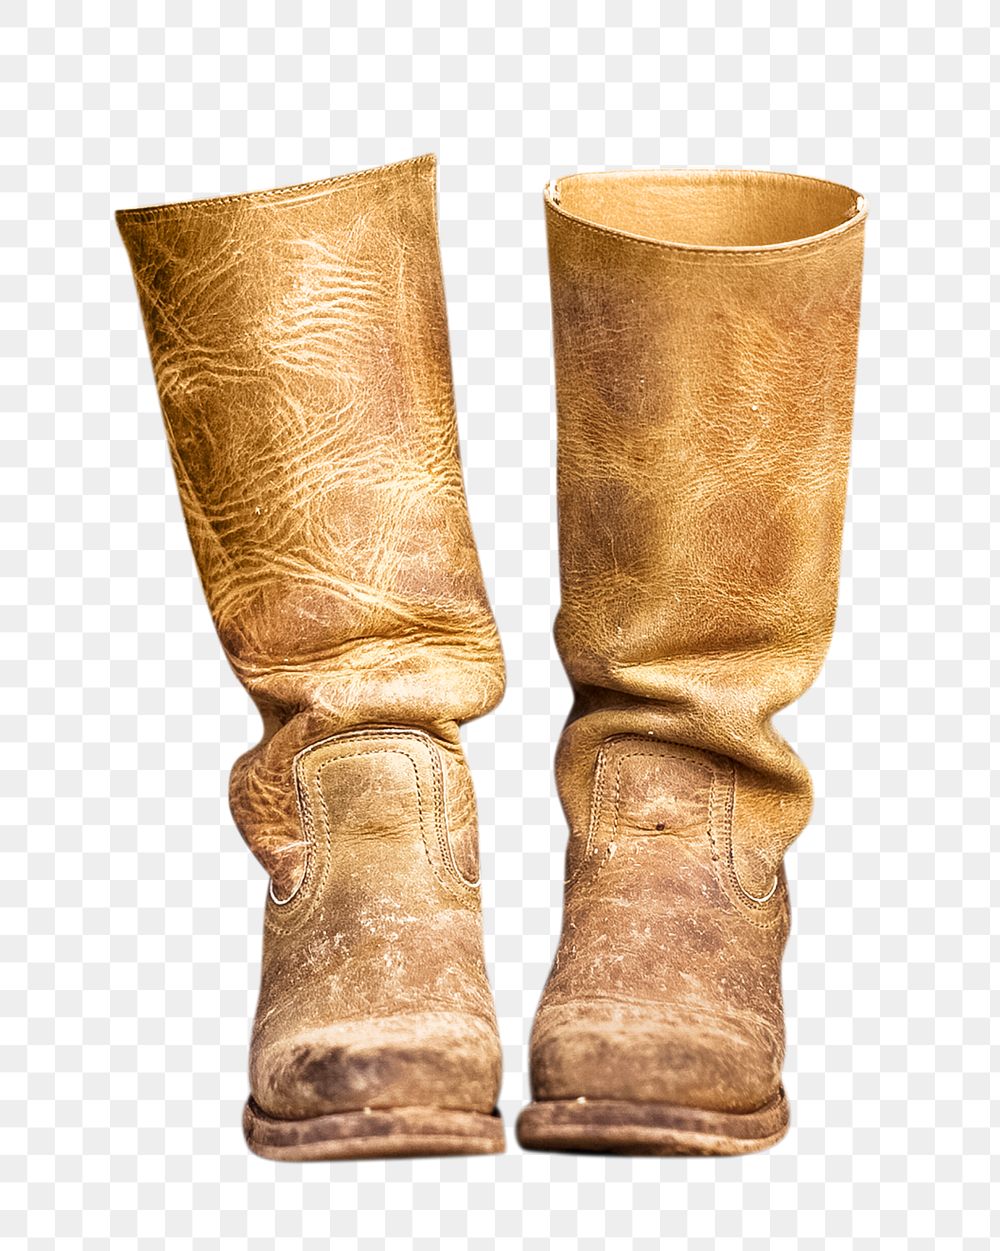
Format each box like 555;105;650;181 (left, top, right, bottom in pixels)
117;156;507;1160
517;168;866;1156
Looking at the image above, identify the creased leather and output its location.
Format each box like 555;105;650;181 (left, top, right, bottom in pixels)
117;156;505;1126
530;168;866;1119
116;155;505;899
252;727;501;1118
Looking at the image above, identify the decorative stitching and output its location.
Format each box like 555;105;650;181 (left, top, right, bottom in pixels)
706;766;721;864
709;759;786;929
268;749;317;905
552;166;863;204
265;742;332;930
546;195;866;263
586;746;609;858
315;742;472;905
373;743;473;904
607;750;716;846
116;154;436;224
577;735;786;929
565;741;609;888
426;744;481;889
579;739;714;889
267;728;474;930
610;752;624;846
718;760;780;908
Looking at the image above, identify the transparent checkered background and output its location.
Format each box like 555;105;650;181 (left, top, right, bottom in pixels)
2;2;996;1247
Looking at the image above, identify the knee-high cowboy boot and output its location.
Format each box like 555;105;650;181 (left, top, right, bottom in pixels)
518;169;866;1155
117;156;507;1160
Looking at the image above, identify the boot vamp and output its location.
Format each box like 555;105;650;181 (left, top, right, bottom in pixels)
249;729;501;1120
533;827;790;1113
253;901;500;1119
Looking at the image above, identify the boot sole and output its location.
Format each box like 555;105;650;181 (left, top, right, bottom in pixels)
243;1098;505;1161
515;1088;788;1157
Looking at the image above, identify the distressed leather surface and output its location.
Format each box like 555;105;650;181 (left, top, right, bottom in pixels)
531;169;866;1114
118;157;505;1121
251;727;501;1117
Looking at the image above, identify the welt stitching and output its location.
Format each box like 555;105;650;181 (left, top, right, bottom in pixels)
548;201;865;262
116;154;435;224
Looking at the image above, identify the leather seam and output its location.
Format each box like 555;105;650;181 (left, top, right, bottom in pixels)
423;739;480;891
265;739;332;927
577;739;715;889
267;747;318;906
553;166;863;202
547;198;866;262
313;745;470;906
720;763;779;909
706;761;785;930
116;154;435;224
705;755;785;925
612;751;715;850
578;736;785;930
268;729;474;928
566;741;609;888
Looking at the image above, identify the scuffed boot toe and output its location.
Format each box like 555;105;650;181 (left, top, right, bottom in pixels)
530;999;783;1114
519;999;788;1156
251;1009;502;1122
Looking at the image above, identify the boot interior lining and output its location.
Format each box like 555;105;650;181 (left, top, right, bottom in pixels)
551;169;863;249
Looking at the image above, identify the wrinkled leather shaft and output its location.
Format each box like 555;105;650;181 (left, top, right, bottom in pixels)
532;169;866;1114
117;156;506;1122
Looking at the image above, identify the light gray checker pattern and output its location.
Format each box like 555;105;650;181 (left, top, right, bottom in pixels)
1;4;996;1247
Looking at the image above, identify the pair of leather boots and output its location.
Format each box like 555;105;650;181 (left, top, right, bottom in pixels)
118;155;866;1160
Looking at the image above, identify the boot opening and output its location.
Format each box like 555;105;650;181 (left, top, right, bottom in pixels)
548;168;864;250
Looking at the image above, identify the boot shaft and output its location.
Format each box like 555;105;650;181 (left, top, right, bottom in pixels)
117;156;505;899
116;155;503;721
546;168;866;888
519;170;867;1155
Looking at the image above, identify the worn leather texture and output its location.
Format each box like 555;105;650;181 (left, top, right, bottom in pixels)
117;156;505;1127
251;727;501;1118
530;168;866;1118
